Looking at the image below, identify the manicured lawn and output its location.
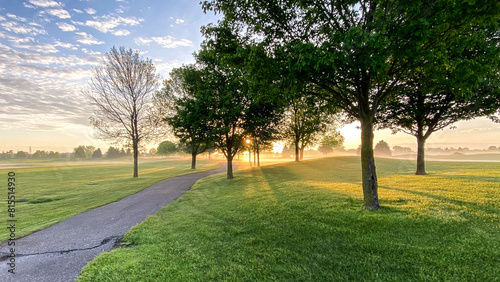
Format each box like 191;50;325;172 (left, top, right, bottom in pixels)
0;158;219;242
77;157;500;281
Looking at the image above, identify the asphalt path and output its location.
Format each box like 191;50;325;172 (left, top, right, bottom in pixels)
0;165;225;282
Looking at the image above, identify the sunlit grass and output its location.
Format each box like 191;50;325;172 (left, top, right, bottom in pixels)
0;158;219;242
78;157;500;281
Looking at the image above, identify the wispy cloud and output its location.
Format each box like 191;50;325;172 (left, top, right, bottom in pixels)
175;18;184;24
72;8;83;14
112;29;130;36
28;0;62;8
85;8;97;15
135;36;193;49
0;43;99;132
55;40;78;50
0;20;47;35
75;32;104;45
6;13;28;22
81;48;101;56
76;15;142;36
47;8;71;19
56;22;77;31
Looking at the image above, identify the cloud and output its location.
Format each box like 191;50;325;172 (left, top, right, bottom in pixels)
15;43;59;53
112;29;130;36
55;40;77;50
85;8;97;15
75;31;104;45
47;8;71;19
81;48;101;55
23;2;37;9
28;0;62;8
56;22;77;31
6;14;28;22
175;18;184;24
0;20;47;35
0;16;6;21
78;15;142;35
134;37;152;45
0;44;99;132
73;8;83;14
135;36;193;49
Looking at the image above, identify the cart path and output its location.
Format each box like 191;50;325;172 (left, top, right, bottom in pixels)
0;166;225;282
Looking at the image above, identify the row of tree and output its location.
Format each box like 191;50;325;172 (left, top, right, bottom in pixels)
198;0;500;209
84;1;500;210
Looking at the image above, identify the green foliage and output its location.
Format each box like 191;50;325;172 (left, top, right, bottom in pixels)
74;146;87;159
318;131;345;156
202;0;500;208
282;95;338;161
92;148;103;159
106;146;121;159
374;140;392;156
78;157;500;281
159;65;212;158
157;141;177;156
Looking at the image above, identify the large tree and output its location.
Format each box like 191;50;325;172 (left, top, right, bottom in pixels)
202;0;500;209
156;66;213;169
83;46;161;178
194;45;250;179
378;76;500;175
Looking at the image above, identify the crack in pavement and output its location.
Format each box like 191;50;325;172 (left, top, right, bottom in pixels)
0;236;122;262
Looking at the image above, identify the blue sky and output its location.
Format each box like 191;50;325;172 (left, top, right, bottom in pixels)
0;0;222;152
0;0;498;153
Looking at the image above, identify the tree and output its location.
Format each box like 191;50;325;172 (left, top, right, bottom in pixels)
83;46;162;178
378;76;500;175
92;148;103;159
282;95;336;162
318;131;345;157
374;140;392;156
74;146;86;159
202;0;500;209
149;148;157;155
393;146;413;154
15;151;28;159
157;141;177;157
190;42;251;179
158;65;212;169
244;96;284;166
106;146;120;158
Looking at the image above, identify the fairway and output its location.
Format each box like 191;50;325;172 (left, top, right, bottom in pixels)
78;156;500;281
0;158;219;242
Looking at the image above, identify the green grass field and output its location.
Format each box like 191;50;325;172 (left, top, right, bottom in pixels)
0;158;219;242
78;157;500;281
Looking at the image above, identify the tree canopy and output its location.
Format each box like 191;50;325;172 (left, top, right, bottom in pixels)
202;0;500;209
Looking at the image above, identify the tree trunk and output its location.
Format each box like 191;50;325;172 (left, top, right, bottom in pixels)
294;140;300;162
360;118;380;210
227;154;234;179
133;140;139;178
256;143;260;167
191;152;197;169
416;133;427;175
300;147;304;161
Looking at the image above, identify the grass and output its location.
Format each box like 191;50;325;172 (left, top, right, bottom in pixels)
78;157;500;281
0;158;219;242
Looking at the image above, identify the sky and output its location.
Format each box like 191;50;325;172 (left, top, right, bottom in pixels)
0;0;499;153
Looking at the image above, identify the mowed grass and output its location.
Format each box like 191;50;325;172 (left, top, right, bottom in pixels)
0;158;219;242
78;156;500;281
78;157;500;281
